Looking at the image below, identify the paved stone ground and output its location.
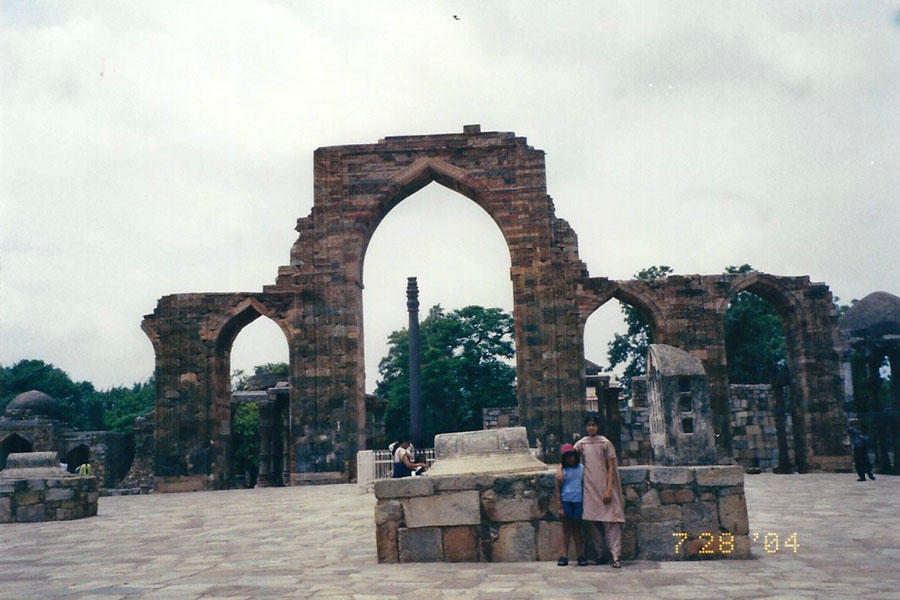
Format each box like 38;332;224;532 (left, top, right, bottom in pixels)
1;473;898;600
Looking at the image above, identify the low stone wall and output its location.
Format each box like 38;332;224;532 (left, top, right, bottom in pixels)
374;465;749;562
0;452;99;523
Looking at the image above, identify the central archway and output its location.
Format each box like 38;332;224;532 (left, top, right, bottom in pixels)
281;129;590;469
362;180;515;448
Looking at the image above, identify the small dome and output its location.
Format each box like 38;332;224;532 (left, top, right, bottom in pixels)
840;291;900;340
4;390;64;419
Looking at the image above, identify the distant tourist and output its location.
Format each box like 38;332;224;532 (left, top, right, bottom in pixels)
575;414;625;568
849;424;875;481
77;463;93;476
554;443;586;566
391;437;427;478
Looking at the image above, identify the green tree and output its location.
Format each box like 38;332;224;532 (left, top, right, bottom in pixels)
231;362;289;391
0;359;157;432
606;266;673;393
723;265;787;384
101;378;155;433
231;401;260;486
0;359;101;430
377;305;516;445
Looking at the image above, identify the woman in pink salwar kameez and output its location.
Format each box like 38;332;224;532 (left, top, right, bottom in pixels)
574;414;625;568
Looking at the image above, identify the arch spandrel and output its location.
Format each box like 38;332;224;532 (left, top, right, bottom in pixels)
210;296;294;354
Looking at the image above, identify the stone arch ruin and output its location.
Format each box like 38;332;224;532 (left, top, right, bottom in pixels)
143;126;848;491
1;433;32;470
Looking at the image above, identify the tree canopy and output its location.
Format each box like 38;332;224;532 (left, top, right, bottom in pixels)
377;305;516;445
722;264;787;384
0;359;153;433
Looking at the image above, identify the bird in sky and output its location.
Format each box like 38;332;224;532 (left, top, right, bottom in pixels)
453;14;460;20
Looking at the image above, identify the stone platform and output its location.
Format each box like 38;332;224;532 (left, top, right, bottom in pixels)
375;465;749;563
2;473;897;599
0;452;98;523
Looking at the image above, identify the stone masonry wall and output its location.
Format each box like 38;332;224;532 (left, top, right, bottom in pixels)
578;271;847;471
0;475;98;523
374;466;749;562
618;405;652;465
144;127;849;491
729;385;795;471
0;454;99;523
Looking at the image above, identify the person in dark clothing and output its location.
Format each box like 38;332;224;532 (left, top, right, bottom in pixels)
849;426;876;481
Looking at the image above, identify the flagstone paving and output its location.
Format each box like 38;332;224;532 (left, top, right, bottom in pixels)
1;473;897;599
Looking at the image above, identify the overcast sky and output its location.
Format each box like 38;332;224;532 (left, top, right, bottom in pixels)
2;1;898;393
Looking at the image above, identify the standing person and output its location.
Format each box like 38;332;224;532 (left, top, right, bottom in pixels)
575;414;625;568
849;424;876;481
554;444;586;566
392;438;427;478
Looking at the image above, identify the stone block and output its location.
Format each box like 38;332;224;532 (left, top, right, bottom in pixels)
649;467;694;485
684;534;720;559
374;477;433;499
443;526;478;562
619;467;648;485
402;491;481;528
0;484;14;494
624;487;639;504
431;473;494;492
535;520;563;561
376;520;399;563
636;520;682;560
660;488;695;504
434;426;530;459
492;522;536;562
481;490;543;522
399;527;442;562
694;466;744;487
16;504;46;522
621;523;637;560
46;487;75;502
0;497;10;522
718;493;749;535
730;534;751;559
682;502;719;535
374;499;402;525
640;489;660;507
16;491;41;506
635;504;681;522
26;479;46;491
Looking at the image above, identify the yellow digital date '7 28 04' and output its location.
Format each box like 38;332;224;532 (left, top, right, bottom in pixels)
673;532;799;554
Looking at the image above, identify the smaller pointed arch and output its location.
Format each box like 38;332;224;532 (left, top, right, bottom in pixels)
213;297;293;355
719;272;803;319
